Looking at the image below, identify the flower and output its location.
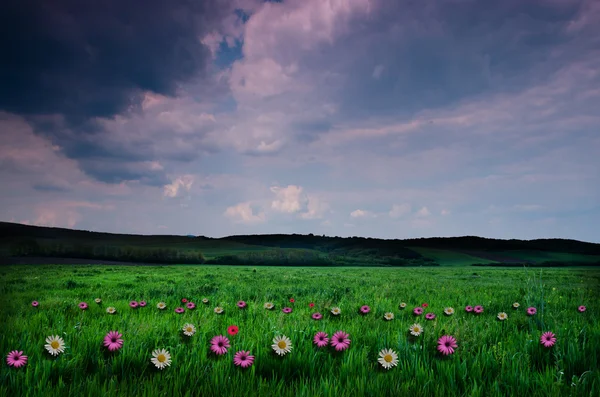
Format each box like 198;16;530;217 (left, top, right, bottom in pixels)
527;307;537;316
312;312;323;320
465;305;473;312
157;302;166;310
175;307;185;314
214;306;224;314
233;350;255;368
186;302;196;310
181;298;188;303
103;331;123;352
6;351;27;368
378;348;398;370
139;301;147;307
409;323;423;337
264;302;274;310
330;331;351;351
202;298;209;304
94;298;102;304
497;312;508;321
31;301;39;307
540;332;556;348
289;298;295;303
309;303;315;308
578;305;586;313
237;300;247;309
437;335;458;355
513;302;520;309
106;307;116;314
360;305;370;314
272;335;293;356
282;307;293;314
151;349;171;370
313;332;329;348
182;324;196;337
413;307;423;315
79;302;88;310
399;302;407;309
384;312;394;321
422;303;429;308
129;301;138;309
210;335;230;355
473;305;484;314
331;307;341;316
444;307;454;316
227;325;239;336
425;313;436;320
44;335;66;356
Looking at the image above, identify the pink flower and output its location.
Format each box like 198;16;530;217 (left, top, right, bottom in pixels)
314;332;329;348
422;303;428;308
473;305;484;314
6;350;27;368
527;307;537;316
282;307;293;314
309;303;315;308
413;307;423;315
437;335;458;356
210;335;230;355
540;332;556;348
31;301;39;307
79;302;88;310
233;350;254;368
186;302;196;310
103;331;123;351
312;312;323;320
237;301;247;309
129;301;138;308
175;307;185;314
465;305;473;312
139;301;147;307
360;305;370;314
330;331;351;351
425;313;436;320
578;305;586;313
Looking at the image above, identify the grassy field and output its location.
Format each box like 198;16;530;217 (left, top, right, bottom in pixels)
407;247;500;266
1;265;599;397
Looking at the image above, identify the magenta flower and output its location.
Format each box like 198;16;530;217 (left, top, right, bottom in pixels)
103;331;124;352
578;305;586;313
139;301;147;307
413;307;423;315
473;305;484;314
210;335;230;355
129;301;138;308
360;305;370;314
175;307;185;314
437;335;458;356
6;351;27;368
282;307;293;314
425;313;436;320
312;312;323;320
186;302;196;310
31;301;39;307
527;307;537;316
233;350;254;368
465;305;473;312
314;332;329;348
237;301;247;309
330;331;351;351
78;302;88;310
540;332;556;348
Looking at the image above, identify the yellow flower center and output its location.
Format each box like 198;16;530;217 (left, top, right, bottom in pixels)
186;327;193;332
413;327;419;332
278;341;287;349
384;354;393;363
51;341;60;349
157;354;166;363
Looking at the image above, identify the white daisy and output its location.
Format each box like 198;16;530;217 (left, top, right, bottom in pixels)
182;323;196;336
44;335;66;356
513;302;520;308
214;306;224;314
377;348;398;370
151;349;171;370
202;298;209;304
106;306;116;314
330;307;341;316
384;312;394;321
157;302;166;310
497;312;508;321
399;302;407;309
444;307;455;316
94;298;102;304
409;323;423;337
272;335;293;356
264;302;274;310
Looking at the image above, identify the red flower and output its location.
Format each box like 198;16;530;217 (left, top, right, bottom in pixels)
182;298;188;303
227;325;239;336
309;302;315;308
422;303;428;308
289;298;295;303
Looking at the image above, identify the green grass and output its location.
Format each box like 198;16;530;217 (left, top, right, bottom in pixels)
1;265;599;397
408;247;499;266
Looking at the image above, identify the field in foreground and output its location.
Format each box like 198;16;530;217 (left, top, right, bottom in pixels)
1;265;599;397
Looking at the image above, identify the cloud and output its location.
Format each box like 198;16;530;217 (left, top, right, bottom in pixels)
224;202;266;224
270;185;306;213
163;175;194;198
415;207;431;217
389;203;411;218
299;195;330;220
350;209;376;218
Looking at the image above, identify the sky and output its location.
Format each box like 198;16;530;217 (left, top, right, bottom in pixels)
0;0;599;242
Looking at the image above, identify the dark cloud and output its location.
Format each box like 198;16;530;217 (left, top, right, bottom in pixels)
32;184;71;193
0;0;234;121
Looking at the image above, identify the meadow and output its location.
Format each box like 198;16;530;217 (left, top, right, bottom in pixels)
1;265;599;397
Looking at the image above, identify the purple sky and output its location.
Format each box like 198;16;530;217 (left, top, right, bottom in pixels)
1;0;599;241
